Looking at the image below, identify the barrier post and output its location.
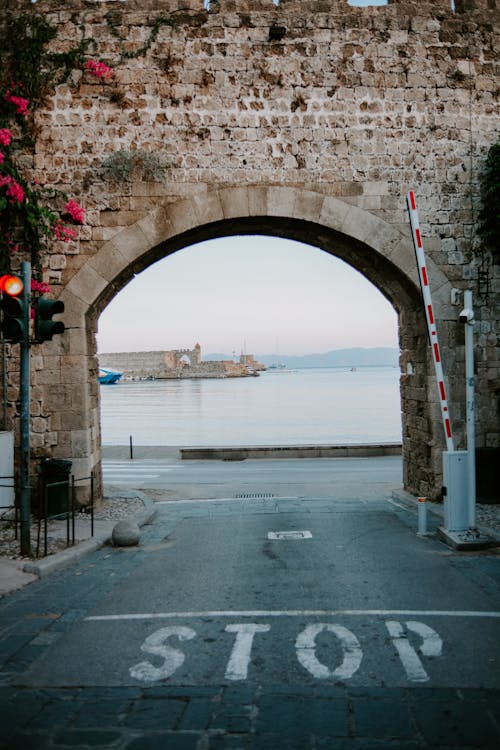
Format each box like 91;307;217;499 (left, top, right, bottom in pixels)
417;497;427;536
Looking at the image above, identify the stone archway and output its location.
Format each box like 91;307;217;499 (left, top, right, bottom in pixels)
59;186;451;501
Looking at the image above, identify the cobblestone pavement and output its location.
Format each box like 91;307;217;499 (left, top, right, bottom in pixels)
0;492;499;750
1;683;499;750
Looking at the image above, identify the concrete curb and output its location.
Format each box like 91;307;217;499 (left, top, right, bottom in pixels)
181;443;402;461
391;488;500;543
22;491;156;579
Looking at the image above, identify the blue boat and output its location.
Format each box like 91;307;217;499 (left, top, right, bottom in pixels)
98;367;123;384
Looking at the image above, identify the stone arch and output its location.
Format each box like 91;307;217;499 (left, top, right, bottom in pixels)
60;186;452;500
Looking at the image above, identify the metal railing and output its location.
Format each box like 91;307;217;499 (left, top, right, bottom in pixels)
36;471;95;558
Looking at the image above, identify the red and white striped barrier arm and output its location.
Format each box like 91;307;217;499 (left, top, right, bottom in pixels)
406;190;454;452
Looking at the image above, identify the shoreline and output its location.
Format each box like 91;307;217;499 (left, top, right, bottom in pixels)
102;443;402;461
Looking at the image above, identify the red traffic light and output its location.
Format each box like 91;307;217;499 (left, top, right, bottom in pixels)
0;274;23;297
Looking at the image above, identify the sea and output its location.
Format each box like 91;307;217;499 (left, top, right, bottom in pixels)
99;366;402;447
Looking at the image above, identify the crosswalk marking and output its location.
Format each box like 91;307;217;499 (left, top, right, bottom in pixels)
102;459;184;486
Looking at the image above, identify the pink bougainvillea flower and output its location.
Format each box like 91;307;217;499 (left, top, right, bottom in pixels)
6;181;25;204
31;279;51;294
4;91;29;117
64;199;86;224
54;222;77;242
84;59;114;80
0;175;24;204
0;128;12;146
0;153;4;166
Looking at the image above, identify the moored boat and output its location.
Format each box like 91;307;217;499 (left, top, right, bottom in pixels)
98;368;123;384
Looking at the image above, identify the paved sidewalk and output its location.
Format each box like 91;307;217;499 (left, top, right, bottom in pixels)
0;489;155;598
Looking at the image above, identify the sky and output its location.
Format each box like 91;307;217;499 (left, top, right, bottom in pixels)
96;237;399;356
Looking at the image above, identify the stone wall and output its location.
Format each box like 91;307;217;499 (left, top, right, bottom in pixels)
0;0;498;501
99;349;251;379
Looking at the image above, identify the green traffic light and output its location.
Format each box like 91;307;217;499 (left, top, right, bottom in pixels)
35;297;65;342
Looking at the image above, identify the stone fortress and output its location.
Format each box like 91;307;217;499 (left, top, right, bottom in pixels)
0;0;498;502
99;343;266;379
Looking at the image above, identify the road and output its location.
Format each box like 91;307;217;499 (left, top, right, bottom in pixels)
1;457;499;748
102;453;403;500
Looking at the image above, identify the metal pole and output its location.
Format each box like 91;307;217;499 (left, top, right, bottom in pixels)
20;261;31;556
464;290;476;529
1;335;7;430
417;497;427;535
129;434;133;460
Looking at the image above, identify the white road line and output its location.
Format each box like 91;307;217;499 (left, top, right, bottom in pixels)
103;468;178;473
103;465;183;472
103;469;165;474
85;609;500;622
155;497;297;505
103;473;159;479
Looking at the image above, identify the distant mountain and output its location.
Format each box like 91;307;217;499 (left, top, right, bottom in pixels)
204;348;399;369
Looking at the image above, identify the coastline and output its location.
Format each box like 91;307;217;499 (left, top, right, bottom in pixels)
102;443;402;461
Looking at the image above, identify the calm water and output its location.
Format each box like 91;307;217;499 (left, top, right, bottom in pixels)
100;367;402;447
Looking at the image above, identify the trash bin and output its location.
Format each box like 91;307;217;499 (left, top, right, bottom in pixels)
39;458;72;517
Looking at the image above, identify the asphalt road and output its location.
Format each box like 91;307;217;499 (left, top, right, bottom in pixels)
102;454;403;500
1;457;499;749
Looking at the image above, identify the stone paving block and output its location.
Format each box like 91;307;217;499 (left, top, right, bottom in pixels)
123;697;186;730
0;695;47;741
206;733;252;750
315;740;421;750
221;685;258;704
255;695;349;737
77;686;142;701
211;709;253;734
26;698;82;730
351;696;415;739
0;730;51;750
179;697;217;730
247;733;312;750
126;734;201;750
143;686;219;699
412;698;500;748
71;699;132;728
53;728;122;746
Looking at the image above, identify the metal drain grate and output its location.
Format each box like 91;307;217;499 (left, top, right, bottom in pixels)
236;493;276;499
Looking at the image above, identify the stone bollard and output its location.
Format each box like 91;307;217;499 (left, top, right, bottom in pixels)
112;519;140;547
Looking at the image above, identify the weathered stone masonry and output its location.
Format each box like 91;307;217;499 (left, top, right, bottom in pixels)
0;0;498;503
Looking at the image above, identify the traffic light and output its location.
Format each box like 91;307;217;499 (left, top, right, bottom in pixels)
34;296;65;342
0;274;27;343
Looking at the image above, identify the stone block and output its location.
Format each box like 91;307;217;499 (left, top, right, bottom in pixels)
112;520;141;547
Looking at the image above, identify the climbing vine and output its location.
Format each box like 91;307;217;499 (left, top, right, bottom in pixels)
105;11;180;63
477;138;500;259
0;13;102;279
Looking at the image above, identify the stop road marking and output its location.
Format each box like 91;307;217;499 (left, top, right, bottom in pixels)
129;619;442;684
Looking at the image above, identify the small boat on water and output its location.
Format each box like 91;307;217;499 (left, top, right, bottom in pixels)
98;368;123;384
268;362;287;370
